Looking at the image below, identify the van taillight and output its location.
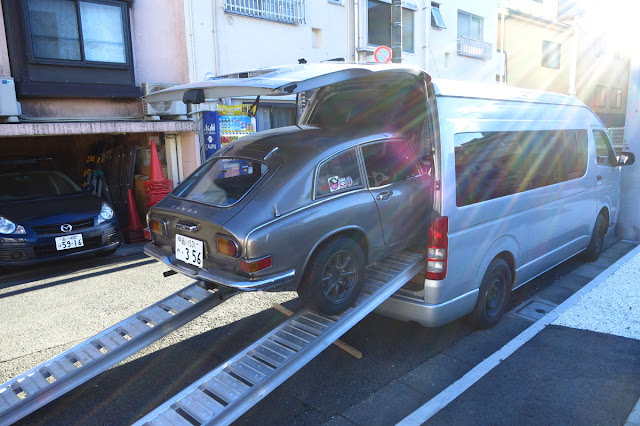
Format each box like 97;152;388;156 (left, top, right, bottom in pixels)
426;217;448;280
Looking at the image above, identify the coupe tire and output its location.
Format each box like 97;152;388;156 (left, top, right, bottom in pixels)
584;213;606;262
297;237;365;315
468;257;511;329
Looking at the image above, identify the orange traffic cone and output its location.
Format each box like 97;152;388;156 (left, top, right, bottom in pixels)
149;139;165;181
124;188;146;243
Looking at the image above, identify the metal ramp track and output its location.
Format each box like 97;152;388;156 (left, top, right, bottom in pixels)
0;282;237;425
136;250;424;426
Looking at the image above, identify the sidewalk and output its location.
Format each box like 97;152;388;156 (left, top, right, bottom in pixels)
400;242;640;425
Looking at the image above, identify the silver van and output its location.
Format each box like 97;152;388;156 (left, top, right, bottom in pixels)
144;63;634;328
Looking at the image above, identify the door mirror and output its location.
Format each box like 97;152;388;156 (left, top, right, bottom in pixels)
618;152;635;166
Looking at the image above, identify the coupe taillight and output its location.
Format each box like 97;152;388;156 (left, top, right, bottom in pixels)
216;235;239;257
426;216;448;280
148;218;167;236
239;256;272;273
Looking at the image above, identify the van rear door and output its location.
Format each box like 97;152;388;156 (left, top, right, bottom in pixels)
143;63;430;103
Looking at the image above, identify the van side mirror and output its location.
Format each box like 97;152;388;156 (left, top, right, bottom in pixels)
618;152;635;166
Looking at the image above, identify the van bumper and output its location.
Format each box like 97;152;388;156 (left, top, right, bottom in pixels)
375;288;479;327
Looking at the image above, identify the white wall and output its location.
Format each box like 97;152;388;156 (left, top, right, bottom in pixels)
186;0;351;81
616;43;640;241
427;0;500;82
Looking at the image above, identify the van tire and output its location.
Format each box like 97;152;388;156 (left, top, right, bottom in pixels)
468;258;511;329
584;213;607;262
297;237;365;315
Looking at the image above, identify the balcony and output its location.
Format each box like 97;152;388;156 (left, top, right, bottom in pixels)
224;0;306;24
457;36;493;60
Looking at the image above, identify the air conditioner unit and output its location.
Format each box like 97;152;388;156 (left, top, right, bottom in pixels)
0;77;21;123
142;83;187;118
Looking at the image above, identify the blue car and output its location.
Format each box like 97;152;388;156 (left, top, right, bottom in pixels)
0;168;121;267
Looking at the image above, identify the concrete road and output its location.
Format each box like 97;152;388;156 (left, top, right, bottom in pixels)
0;239;634;425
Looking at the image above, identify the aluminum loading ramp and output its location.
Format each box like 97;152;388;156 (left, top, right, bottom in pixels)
0;282;238;425
136;250;424;426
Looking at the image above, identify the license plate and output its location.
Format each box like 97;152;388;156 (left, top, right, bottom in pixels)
55;234;84;251
175;234;204;268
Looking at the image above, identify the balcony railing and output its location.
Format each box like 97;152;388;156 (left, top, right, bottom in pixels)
457;36;493;60
224;0;306;24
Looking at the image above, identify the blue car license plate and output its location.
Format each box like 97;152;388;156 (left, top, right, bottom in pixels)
55;234;84;251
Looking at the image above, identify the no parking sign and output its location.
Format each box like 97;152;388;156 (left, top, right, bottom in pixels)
373;45;392;63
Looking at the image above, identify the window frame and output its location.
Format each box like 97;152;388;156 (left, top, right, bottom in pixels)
366;0;417;54
361;138;422;188
613;88;623;109
431;2;445;29
593;130;618;167
313;148;365;200
2;0;140;98
454;129;589;207
457;10;484;41
541;40;561;69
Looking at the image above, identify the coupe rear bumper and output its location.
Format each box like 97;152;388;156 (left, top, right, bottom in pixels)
143;242;296;291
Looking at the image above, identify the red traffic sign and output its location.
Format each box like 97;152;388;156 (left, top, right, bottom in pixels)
373;45;392;63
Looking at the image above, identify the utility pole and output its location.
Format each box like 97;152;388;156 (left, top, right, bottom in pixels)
391;0;402;63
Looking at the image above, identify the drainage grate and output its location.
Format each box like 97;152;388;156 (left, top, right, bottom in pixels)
513;298;558;322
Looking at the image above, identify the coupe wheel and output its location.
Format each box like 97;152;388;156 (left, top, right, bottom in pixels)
298;237;365;315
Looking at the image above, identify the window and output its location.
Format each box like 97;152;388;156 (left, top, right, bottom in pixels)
173;158;269;207
454;130;588;206
224;0;306;24
362;139;420;187
367;0;415;53
2;0;138;98
457;10;483;40
431;3;445;29
614;88;623;109
595;85;607;108
542;40;561;69
252;103;296;132
565;130;588;179
593;130;618;167
28;0;126;63
315;149;363;198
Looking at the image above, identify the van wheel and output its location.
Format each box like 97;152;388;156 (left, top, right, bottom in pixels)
469;258;511;329
297;238;365;315
584;213;607;261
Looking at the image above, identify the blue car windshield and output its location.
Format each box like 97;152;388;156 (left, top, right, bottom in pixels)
173;158;268;207
0;170;82;201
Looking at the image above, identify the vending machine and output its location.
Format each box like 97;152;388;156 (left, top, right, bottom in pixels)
202;105;257;159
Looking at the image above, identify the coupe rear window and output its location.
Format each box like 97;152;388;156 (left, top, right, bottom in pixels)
0;170;82;201
173;158;268;206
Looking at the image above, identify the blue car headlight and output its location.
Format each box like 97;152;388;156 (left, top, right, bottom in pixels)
0;216;26;235
97;203;115;225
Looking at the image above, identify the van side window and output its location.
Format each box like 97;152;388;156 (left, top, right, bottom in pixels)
565;129;588;179
315;148;363;198
362;139;421;187
454;129;586;206
593;130;618;167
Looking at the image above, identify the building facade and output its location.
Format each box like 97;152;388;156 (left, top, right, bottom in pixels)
0;0;501;227
0;0;199;224
500;0;629;127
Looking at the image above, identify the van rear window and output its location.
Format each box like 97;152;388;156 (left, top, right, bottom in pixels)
172;158;268;207
454;129;587;206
